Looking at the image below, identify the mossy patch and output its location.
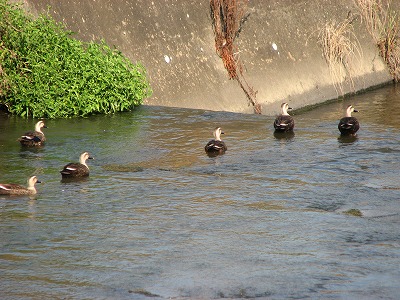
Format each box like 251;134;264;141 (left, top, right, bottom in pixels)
343;208;363;217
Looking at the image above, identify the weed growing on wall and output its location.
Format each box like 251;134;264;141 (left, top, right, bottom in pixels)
354;0;400;82
318;15;362;96
0;0;152;118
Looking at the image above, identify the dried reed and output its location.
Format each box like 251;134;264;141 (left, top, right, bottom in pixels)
210;0;260;114
319;15;361;96
354;0;400;81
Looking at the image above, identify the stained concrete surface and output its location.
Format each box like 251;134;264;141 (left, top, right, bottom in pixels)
18;0;396;115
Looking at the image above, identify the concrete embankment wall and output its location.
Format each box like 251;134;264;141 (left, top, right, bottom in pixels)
20;0;396;115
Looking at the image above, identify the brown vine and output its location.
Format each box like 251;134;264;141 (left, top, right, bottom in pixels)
210;0;261;114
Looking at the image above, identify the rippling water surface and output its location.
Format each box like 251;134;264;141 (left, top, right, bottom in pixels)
1;85;400;299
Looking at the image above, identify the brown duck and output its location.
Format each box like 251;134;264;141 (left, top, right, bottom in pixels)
19;120;47;147
205;127;227;155
60;152;94;178
0;176;41;195
274;103;294;132
338;105;359;135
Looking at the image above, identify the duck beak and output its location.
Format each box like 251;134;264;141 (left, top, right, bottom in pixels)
221;132;225;135
88;156;94;160
353;109;359;113
288;107;293;110
37;180;42;184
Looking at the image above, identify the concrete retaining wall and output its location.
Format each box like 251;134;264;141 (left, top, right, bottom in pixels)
19;0;396;115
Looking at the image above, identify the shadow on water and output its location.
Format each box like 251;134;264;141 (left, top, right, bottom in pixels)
19;146;46;157
102;164;144;173
205;151;226;158
60;176;90;184
273;131;295;140
337;134;358;144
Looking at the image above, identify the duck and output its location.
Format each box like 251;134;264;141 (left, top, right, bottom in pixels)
205;127;227;155
60;152;94;178
338;105;359;135
274;102;294;132
18;120;47;147
0;176;41;195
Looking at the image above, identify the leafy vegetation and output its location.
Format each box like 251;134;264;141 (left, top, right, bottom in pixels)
0;0;151;118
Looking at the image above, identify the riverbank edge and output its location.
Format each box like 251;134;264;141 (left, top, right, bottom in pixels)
19;0;398;115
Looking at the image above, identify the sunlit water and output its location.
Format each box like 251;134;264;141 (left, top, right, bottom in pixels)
1;84;400;299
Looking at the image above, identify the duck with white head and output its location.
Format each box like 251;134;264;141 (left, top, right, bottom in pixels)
18;120;47;147
274;102;295;132
205;127;227;156
338;105;359;135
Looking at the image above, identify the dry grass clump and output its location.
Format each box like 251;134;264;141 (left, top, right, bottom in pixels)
210;0;260;114
354;0;400;81
319;15;361;96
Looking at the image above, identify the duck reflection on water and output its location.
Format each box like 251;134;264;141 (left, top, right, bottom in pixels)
273;130;295;140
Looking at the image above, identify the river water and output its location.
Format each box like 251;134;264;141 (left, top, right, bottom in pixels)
1;84;400;299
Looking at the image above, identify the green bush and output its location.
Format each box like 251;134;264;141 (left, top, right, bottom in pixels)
0;0;152;118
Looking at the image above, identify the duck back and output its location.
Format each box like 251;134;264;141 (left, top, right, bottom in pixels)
0;184;32;195
205;140;227;153
19;131;46;147
60;163;89;178
338;117;359;135
274;115;294;132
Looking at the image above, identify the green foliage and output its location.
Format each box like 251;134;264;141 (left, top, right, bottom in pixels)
0;0;152;118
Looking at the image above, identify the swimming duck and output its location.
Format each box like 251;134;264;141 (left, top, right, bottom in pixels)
338;105;359;135
60;152;94;178
18;120;47;147
205;127;227;155
0;176;41;195
274;103;294;132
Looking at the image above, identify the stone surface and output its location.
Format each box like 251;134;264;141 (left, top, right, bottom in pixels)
19;0;395;115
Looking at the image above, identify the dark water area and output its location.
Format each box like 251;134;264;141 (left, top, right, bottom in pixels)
1;84;400;299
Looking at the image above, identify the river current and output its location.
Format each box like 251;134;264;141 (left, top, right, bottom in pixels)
1;84;400;299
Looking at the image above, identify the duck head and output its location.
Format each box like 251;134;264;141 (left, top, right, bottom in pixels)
27;176;41;192
281;102;292;116
213;127;224;141
35;120;47;133
345;105;359;117
79;152;94;167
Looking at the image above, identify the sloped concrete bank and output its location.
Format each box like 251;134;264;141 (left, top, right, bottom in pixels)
21;0;397;115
